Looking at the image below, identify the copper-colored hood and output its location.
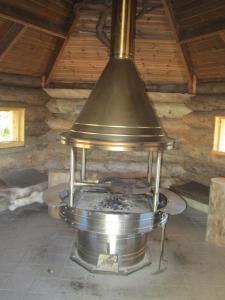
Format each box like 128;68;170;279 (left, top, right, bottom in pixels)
61;0;174;151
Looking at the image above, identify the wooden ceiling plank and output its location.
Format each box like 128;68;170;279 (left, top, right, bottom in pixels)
0;23;27;61
44;11;80;87
0;3;66;39
162;0;196;94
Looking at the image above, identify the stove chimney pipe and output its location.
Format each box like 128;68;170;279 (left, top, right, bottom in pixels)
110;0;136;59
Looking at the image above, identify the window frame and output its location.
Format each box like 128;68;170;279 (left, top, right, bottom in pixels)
213;116;225;155
0;106;25;149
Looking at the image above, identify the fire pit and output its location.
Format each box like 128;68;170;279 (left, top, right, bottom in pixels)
59;178;169;274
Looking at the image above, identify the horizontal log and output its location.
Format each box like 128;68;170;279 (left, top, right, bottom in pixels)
26;106;49;122
48;82;188;93
25;121;49;136
183;111;225;129
0;85;50;105
44;88;91;99
161;118;190;132
46;98;85;115
153;102;191;118
84;160;185;178
46;95;191;117
182;128;214;150
0;100;27;108
0;73;42;88
185;95;225;111
46;114;74;130
87;149;148;163
148;92;191;103
197;82;225;94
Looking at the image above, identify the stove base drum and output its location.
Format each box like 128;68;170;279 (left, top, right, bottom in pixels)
71;230;151;275
60;203;168;274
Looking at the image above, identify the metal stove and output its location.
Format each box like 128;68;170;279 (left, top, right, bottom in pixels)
56;0;184;275
58;147;179;274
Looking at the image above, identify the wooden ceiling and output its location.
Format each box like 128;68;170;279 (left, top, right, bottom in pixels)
0;0;225;93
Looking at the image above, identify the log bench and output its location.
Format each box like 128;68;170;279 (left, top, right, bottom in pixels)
0;169;47;212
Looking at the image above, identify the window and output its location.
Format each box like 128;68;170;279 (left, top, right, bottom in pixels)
213;116;225;153
0;107;25;148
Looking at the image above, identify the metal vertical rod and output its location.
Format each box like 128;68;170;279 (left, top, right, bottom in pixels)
158;222;166;272
147;152;153;185
153;151;162;212
69;146;75;207
81;148;86;182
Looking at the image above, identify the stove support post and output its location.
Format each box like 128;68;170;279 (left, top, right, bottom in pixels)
153;151;162;212
147;152;153;185
158;222;166;271
69;146;75;207
81;148;86;182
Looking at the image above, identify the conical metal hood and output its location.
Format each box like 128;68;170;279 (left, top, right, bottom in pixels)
61;0;174;151
72;57;164;142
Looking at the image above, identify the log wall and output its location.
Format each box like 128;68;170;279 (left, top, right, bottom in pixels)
1;84;225;187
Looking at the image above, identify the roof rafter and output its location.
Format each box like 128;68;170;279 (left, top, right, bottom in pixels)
180;19;225;44
162;0;197;94
44;11;80;88
0;4;67;39
220;32;225;43
0;23;27;61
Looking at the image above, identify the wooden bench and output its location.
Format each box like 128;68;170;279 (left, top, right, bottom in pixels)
170;181;210;213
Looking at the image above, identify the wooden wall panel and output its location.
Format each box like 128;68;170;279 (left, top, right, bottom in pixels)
136;7;173;40
0;28;58;76
51;2;187;84
51;36;108;82
135;40;186;83
51;35;186;84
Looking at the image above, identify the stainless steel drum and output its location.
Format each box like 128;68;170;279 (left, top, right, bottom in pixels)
76;231;147;267
59;186;168;274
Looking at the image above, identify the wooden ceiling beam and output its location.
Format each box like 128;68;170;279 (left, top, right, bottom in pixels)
0;23;27;61
0;4;67;39
44;12;80;87
162;0;197;94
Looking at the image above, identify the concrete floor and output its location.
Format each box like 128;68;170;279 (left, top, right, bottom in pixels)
0;205;225;300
